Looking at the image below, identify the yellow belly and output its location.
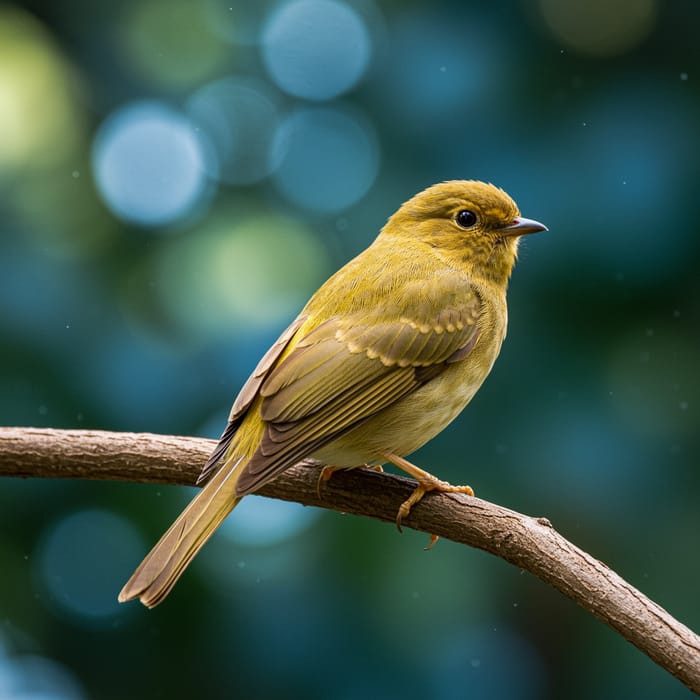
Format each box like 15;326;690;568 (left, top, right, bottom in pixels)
311;317;505;467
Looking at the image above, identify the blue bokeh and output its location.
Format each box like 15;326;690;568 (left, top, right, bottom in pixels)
92;101;212;226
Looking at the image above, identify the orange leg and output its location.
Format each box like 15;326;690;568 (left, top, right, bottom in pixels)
380;452;474;542
316;465;339;500
316;464;384;499
365;464;385;475
425;534;440;551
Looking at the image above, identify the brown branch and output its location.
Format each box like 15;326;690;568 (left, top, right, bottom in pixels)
1;426;699;693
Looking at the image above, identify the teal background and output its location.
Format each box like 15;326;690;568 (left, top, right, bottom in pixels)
0;1;698;698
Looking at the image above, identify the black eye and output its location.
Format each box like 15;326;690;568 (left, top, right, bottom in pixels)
455;210;477;229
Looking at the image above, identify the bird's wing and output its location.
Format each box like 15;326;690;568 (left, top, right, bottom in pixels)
235;289;482;494
197;315;307;483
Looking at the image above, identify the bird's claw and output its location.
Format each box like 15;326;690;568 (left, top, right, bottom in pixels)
424;533;440;550
395;483;427;532
386;451;474;549
317;464;384;500
316;465;337;500
395;489;440;549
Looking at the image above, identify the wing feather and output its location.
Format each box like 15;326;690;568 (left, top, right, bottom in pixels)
234;287;483;494
197;315;306;484
237;368;418;492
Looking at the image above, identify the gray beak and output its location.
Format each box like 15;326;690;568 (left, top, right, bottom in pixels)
499;216;548;237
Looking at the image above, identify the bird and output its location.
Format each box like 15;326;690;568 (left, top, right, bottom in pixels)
118;180;547;607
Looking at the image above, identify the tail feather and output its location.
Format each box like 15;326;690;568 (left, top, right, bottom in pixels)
118;457;244;608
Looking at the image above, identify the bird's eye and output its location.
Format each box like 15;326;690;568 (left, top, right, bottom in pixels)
455;210;477;229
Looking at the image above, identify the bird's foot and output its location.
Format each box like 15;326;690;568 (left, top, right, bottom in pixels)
425;533;440;551
316;464;383;500
380;452;474;546
365;464;384;474
316;465;339;500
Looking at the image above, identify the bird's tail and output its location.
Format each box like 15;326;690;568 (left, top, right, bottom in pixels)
118;456;244;608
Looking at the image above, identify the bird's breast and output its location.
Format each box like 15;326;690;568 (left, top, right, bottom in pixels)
313;292;508;467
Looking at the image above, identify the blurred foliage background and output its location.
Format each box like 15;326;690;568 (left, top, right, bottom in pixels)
1;0;699;698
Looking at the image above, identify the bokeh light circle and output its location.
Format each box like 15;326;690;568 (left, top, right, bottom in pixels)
220;496;320;547
156;211;330;336
36;509;144;620
187;77;281;185
270;106;379;213
262;0;371;100
92;101;211;227
539;0;656;57
0;6;83;172
0;645;87;700
120;0;231;89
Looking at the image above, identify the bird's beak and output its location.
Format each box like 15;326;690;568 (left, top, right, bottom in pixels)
499;217;548;237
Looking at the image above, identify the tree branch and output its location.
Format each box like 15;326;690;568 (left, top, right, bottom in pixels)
1;426;698;693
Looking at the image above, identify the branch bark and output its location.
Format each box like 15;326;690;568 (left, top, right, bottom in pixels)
1;426;698;693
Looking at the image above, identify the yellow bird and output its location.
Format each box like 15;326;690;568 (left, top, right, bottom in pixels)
119;180;547;607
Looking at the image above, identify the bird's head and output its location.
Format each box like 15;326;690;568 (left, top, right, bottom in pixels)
383;180;547;286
